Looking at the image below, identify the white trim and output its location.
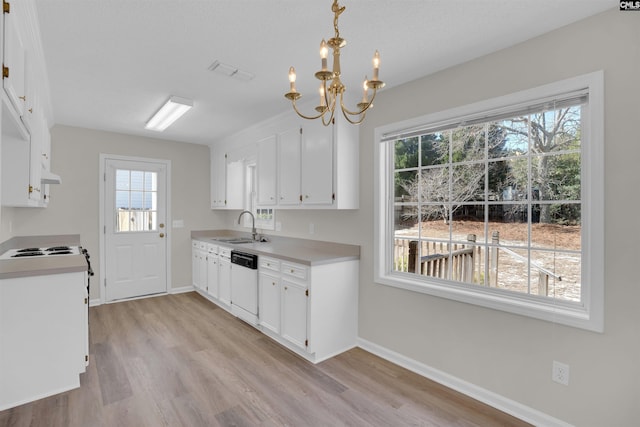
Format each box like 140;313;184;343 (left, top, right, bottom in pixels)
374;71;604;332
357;337;574;427
170;285;195;294
98;154;172;305
89;298;102;307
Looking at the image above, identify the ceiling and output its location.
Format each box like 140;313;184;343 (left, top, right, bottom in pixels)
34;0;616;146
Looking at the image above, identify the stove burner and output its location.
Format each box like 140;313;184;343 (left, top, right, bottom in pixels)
48;251;72;255
17;248;42;253
45;246;71;252
12;252;45;257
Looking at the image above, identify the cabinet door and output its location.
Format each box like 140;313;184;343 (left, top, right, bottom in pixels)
207;253;219;299
281;280;308;350
258;271;280;334
192;247;200;289
225;155;244;209
277;127;302;205
3;8;26;116
198;250;208;292
210;149;226;208
218;258;231;305
301;121;334;205
257;135;277;205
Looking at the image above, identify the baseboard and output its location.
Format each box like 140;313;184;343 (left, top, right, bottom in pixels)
356;337;573;427
89;298;101;307
170;285;195;294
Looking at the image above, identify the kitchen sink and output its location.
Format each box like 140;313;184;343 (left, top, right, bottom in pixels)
212;238;255;244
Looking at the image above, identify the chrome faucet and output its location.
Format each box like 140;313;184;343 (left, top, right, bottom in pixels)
237;210;258;241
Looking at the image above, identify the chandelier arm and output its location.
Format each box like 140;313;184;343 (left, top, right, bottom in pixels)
341;107;367;125
291;99;327;120
339;87;377;117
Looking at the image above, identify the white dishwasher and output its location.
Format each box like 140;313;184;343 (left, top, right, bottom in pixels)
230;250;259;325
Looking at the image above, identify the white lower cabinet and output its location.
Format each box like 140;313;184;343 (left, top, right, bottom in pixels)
206;244;219;299
0;271;87;410
258;256;358;363
192;240;358;363
258;260;281;334
191;240;207;292
281;278;308;350
218;247;232;306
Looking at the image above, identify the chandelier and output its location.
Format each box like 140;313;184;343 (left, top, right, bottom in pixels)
284;0;384;126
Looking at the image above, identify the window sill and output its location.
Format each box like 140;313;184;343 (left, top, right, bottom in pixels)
375;271;603;333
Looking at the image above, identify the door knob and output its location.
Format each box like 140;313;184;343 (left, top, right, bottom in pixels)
159;233;165;238
159;223;165;228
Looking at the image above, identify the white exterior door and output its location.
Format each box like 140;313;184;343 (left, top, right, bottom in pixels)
104;158;168;301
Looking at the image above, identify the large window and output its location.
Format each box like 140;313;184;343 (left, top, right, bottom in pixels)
374;72;604;331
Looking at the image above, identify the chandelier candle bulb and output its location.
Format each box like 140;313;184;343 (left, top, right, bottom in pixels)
362;78;369;102
288;67;297;92
372;50;380;81
320;39;329;71
319;84;327;107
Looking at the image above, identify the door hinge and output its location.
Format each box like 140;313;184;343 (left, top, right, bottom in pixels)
3;1;9;14
84;298;88;304
332;193;335;201
305;289;309;297
85;355;89;362
305;339;308;347
299;194;303;202
28;185;33;194
2;65;8;79
104;278;107;287
104;172;106;182
299;127;303;135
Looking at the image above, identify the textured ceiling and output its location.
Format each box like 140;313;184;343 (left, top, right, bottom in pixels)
34;0;616;145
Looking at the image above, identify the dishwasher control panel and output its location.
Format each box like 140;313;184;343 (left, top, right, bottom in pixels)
230;251;258;269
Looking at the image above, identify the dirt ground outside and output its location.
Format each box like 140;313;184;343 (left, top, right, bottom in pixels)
395;220;582;302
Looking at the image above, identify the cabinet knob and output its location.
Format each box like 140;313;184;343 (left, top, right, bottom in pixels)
272;282;276;286
19;95;26;101
284;286;288;290
159;233;165;238
305;195;309;199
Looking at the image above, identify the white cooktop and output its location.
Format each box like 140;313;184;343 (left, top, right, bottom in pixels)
0;246;81;260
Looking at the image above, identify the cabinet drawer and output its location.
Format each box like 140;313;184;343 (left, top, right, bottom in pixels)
219;247;231;257
207;243;218;254
259;256;281;272
282;262;308;282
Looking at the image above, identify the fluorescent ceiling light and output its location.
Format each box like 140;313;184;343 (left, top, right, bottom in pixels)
145;96;193;131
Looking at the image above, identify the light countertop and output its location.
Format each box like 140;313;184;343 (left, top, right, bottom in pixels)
191;230;360;266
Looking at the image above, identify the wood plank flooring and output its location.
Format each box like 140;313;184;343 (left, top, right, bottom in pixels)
0;292;531;426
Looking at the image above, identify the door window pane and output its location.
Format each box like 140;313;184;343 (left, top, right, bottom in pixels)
115;169;158;232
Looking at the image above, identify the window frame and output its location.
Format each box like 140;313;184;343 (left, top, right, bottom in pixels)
374;71;604;332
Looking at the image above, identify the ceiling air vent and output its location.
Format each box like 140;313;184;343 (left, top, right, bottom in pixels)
208;60;254;82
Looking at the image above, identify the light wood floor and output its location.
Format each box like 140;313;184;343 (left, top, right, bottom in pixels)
1;292;531;426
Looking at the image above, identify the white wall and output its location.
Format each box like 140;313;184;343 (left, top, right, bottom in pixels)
2;125;223;300
354;9;637;427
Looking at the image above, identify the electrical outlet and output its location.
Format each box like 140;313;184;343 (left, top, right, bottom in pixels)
552;361;570;385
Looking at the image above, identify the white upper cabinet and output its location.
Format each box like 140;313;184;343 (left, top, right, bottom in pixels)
277;127;302;206
300;120;334;205
3;2;26;117
210;147;226;208
1;0;56;208
212;111;359;210
257;134;277;205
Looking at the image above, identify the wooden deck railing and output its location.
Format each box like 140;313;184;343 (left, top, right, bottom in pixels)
393;231;561;295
